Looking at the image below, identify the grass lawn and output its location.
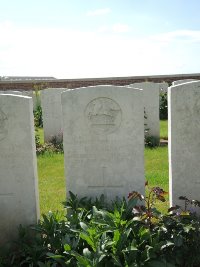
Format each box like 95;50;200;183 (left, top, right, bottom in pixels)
35;127;44;144
160;119;168;140
37;153;65;215
145;147;169;212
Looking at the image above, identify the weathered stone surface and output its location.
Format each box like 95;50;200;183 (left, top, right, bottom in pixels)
0;90;23;95
41;88;67;142
0;90;36;109
62;85;145;201
159;82;168;93
129;82;160;138
0;95;39;246
168;81;200;212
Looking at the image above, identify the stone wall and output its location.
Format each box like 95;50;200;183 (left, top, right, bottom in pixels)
1;73;200;91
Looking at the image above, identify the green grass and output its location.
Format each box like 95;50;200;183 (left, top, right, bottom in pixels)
35;127;44;144
160;119;168;140
145;147;169;212
37;153;65;215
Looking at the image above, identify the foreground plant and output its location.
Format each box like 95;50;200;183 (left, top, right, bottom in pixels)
1;188;200;266
128;181;168;228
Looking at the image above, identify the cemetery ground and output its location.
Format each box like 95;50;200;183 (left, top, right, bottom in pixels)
37;120;169;215
160;119;168;140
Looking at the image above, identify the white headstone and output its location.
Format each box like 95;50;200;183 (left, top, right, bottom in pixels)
0;90;22;95
0;90;35;109
129;82;160;139
0;95;40;246
172;79;198;86
41;88;67;142
159;82;168;93
62;85;145;201
33;90;41;111
169;81;200;212
22;90;34;98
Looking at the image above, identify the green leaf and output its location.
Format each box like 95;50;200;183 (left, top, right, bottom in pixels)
71;251;91;266
64;244;71;251
139;227;150;241
92;206;107;218
98;253;107;263
80;233;95;251
76;256;91;266
113;230;120;243
111;255;123;266
161;241;174;250
83;248;91;259
183;225;195;233
148;246;156;260
47;252;64;259
80;222;89;231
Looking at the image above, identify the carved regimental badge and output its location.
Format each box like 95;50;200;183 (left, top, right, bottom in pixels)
85;97;122;134
0;108;8;141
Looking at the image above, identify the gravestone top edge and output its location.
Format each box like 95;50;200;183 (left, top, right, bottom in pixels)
61;85;143;94
0;94;32;99
170;80;200;89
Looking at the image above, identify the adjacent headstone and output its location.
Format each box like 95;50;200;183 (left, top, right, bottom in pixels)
128;82;160;139
0;90;36;109
41;88;67;142
159;82;168;93
169;81;200;212
62;85;145;201
33;90;41;111
172;79;198;86
0;95;40;246
0;90;33;96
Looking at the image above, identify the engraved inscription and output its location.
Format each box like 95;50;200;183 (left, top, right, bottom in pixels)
0;193;14;197
85;97;122;134
88;166;122;196
0;108;8;141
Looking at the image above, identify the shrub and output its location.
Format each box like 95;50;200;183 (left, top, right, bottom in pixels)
50;133;63;152
145;135;160;148
35;132;41;148
33;84;47;128
160;92;168;120
1;185;200;266
35;133;64;155
34;104;43;128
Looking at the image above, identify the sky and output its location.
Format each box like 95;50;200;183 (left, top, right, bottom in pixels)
0;0;200;78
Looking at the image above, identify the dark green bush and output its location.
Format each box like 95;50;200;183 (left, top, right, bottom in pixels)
34;104;43;128
50;134;63;152
160;92;168;120
1;188;200;266
35;133;64;155
145;135;160;148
